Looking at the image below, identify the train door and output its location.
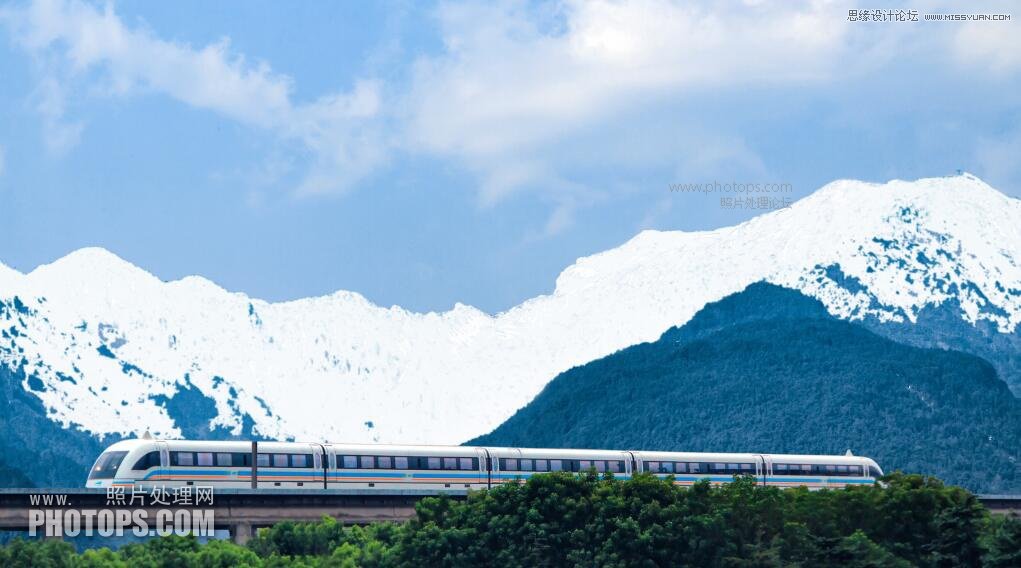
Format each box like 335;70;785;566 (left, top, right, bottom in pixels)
325;447;336;488
312;444;326;489
156;442;170;485
474;448;488;488
754;454;768;486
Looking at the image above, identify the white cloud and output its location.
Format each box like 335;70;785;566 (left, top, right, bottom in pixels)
397;0;857;230
406;1;848;169
2;0;1016;210
953;19;1021;74
32;75;84;153
3;0;384;193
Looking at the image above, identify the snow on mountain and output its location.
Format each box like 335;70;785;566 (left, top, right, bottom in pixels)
1;173;1019;444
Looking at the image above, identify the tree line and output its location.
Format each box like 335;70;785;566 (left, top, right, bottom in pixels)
2;472;1019;567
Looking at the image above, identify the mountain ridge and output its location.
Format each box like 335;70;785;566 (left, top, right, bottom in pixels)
1;173;1019;446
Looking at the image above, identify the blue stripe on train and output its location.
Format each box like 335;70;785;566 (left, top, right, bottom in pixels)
142;468;320;479
135;469;875;484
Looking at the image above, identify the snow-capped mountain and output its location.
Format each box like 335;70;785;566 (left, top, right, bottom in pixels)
1;174;1019;445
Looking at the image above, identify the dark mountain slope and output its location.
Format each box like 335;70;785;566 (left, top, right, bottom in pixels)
0;361;261;488
0;364;115;487
471;283;1021;493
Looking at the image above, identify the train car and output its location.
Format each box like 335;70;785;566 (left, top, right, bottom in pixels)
324;443;487;490
632;450;882;489
87;438;327;489
87;438;883;491
487;447;633;484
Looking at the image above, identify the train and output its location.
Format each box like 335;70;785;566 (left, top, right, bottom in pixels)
86;437;884;491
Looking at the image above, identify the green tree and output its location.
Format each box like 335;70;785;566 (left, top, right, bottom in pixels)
981;514;1021;568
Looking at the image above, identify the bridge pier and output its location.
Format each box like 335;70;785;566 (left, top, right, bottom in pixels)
231;522;253;546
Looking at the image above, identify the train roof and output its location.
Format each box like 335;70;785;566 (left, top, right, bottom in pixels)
97;439;880;468
633;450;879;466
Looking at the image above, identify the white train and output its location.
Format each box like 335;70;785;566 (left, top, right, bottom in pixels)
87;438;883;491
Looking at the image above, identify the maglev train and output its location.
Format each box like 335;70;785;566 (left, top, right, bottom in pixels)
87;438;884;491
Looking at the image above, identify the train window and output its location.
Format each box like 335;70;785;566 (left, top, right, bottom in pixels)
439;457;454;470
272;454;288;468
132;451;160;471
196;453;214;466
659;462;673;473
340;455;356;469
395;456;409;469
257;454;270;467
726;463;740;472
535;459;549;472
868;465;882;478
608;461;622;473
592;461;604;472
741;464;754;473
580;460;592;471
426;457;441;469
550;460;563;471
520;459;533;471
378;456;393;469
459;458;474;470
176;452;195;466
292;454;311;468
688;463;701;473
232;453;250;467
89;451;128;479
674;462;687;473
646;461;658;472
775;464;787;473
503;458;517;471
215;453;232;467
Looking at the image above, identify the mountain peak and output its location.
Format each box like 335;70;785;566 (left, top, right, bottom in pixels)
28;246;153;281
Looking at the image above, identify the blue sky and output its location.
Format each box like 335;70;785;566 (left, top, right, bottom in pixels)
0;0;1019;313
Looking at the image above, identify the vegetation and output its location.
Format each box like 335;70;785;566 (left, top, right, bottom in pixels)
1;472;1019;567
472;284;1021;493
